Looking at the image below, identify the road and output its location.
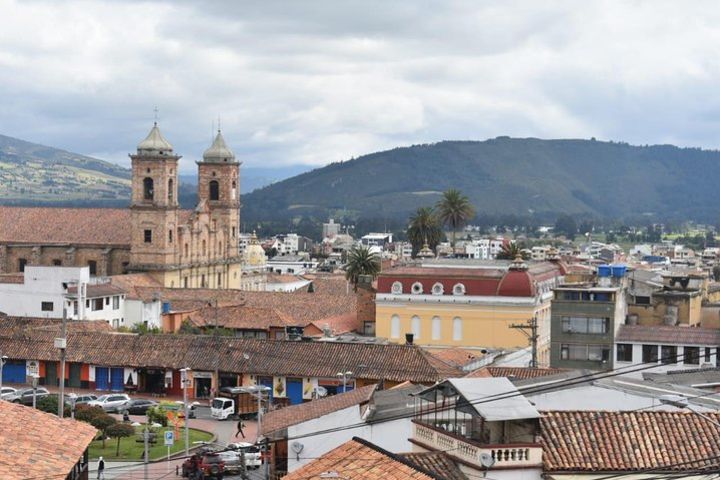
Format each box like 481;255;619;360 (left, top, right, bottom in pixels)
90;406;269;479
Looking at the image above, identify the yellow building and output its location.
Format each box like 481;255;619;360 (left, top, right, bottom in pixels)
375;257;566;365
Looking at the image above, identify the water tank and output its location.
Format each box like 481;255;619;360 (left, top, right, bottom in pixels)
598;265;611;277
611;265;627;278
161;302;171;314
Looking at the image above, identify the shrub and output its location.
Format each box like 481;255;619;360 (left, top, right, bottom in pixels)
107;422;136;456
75;404;105;424
146;406;168;427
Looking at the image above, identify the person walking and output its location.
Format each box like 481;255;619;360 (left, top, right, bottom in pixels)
97;456;105;479
235;419;245;438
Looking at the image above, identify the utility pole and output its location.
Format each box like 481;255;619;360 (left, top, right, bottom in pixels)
181;367;191;457
0;353;7;394
509;316;539;368
58;306;67;418
143;426;149;480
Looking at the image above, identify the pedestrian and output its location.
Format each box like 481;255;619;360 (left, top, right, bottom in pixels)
97;456;105;480
235;418;245;438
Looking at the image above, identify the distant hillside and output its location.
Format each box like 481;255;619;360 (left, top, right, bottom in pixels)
241;138;720;223
0;134;131;206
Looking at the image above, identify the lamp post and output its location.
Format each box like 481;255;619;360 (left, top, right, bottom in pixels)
31;374;39;409
250;385;271;480
659;394;720;428
336;371;353;393
0;354;7;395
180;367;191;457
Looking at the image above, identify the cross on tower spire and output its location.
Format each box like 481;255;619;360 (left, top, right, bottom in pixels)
153;106;159;125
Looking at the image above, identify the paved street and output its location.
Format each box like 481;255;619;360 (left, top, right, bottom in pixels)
89;406;268;479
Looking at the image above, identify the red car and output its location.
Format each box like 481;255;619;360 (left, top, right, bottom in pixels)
181;452;225;480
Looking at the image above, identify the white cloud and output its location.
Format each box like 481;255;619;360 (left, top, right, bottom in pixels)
2;0;720;173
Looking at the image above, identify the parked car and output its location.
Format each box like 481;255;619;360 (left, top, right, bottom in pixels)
87;393;131;412
181;452;225;479
0;387;17;400
119;398;158;415
6;387;50;405
226;442;262;470
66;394;98;408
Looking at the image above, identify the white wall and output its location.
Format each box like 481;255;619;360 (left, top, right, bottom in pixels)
123;299;161;329
0;266;88;318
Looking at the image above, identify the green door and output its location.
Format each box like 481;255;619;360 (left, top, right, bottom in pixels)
69;363;82;388
45;362;58;387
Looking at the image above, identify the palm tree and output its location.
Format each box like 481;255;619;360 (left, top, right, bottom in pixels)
407;206;443;257
345;245;381;291
436;189;475;246
496;242;521;260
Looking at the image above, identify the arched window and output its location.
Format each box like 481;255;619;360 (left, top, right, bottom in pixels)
231;180;237;200
168;178;174;201
143;177;154;200
168;229;173;243
209;180;219;201
432;282;444;295
453;317;463;341
391;315;400;339
432;316;441;340
411;282;423;294
453;283;466;296
218;241;222;254
202;239;206;256
391;281;403;294
184;243;189;257
411;315;421;339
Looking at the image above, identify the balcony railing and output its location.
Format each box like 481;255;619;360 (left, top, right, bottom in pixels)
412;421;542;469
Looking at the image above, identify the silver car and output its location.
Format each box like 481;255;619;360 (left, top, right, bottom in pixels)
87;393;131;412
0;387;17;400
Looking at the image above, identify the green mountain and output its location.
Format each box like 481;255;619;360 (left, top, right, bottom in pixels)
242;137;720;224
0;134;131;206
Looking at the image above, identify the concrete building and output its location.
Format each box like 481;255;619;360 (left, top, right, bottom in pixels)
549;265;628;371
322;218;341;239
266;254;318;275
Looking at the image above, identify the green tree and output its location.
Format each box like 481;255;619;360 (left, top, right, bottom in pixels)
91;413;117;449
35;395;70;417
554;215;577;240
107;422;136;456
436;189;475;246
75;404;105;423
344;245;380;291
407;207;442;257
496;242;522;260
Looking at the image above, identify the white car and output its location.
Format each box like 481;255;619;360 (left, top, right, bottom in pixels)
88;393;131;412
227;442;262;469
0;387;17;400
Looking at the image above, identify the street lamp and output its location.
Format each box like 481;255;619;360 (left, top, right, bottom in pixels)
30;374;39;409
0;354;7;395
180;367;191;456
659;394;720;428
336;371;353;393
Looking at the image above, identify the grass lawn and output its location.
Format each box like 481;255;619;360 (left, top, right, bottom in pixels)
89;427;213;461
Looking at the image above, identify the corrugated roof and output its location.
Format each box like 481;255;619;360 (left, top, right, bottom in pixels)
444;378;540;421
617;325;720;346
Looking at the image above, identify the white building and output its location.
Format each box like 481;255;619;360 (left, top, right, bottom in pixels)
266;254;318;275
360;233;393;251
323;219;341;239
0;266;126;326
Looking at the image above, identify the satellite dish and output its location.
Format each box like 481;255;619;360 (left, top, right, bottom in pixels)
291;441;304;454
479;452;495;469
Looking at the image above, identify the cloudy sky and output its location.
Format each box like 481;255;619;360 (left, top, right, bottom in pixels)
2;0;720;172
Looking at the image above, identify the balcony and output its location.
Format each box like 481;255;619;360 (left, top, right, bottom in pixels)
412;421;542;470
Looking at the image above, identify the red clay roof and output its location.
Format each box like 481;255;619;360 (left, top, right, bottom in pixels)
423;348;485;368
541;410;720;472
466;366;568;380
617;325;720;346
400;452;467;480
308;312;362;336
187;304;300;330
283;437;440;480
0;400;97;479
69;282;126;298
0;206;132;246
262;384;377;435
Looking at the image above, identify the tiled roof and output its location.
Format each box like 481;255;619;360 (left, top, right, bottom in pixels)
308;312;362;336
296;274;352;296
0;206;132;246
617;325;720;346
465;366;568;380
139;287;356;324
109;273;163;301
0;315;114;335
0;273;24;284
418;350;465;379
423;347;485;368
187;305;301;330
541;410;720;472
68;282;126;298
262;384;377;435
0;400;97;479
0;331;447;383
400;452;468;480
282;437;440;480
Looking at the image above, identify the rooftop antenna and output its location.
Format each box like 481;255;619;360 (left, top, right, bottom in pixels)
217;115;221;132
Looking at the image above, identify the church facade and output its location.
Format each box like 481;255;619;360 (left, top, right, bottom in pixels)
0;123;244;289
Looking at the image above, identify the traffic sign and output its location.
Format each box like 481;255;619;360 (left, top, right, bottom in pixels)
164;431;174;446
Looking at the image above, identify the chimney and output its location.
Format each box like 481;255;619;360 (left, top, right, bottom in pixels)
405;333;414;345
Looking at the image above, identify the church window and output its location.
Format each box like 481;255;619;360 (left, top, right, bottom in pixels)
169;229;173;243
52;259;62;266
18;258;26;272
202;239;206;256
232;227;236;238
143;177;154;200
218;241;222;254
144;230;152;243
88;260;97;276
168;179;174;202
217;273;222;286
201;274;206;287
184;243;188;257
184;277;188;288
209;180;219;201
231;181;237;200
212;220;217;230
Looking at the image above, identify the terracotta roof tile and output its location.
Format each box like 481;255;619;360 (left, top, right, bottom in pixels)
617;325;720;346
309;312;362;336
0;400;97;479
465;366;568;380
541;410;720;472
282;437;440;480
262;384;377;435
0;206;132;246
188;304;301;330
400;452;468;480
424;347;485;368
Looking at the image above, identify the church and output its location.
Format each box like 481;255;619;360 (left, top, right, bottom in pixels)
0;123;244;289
